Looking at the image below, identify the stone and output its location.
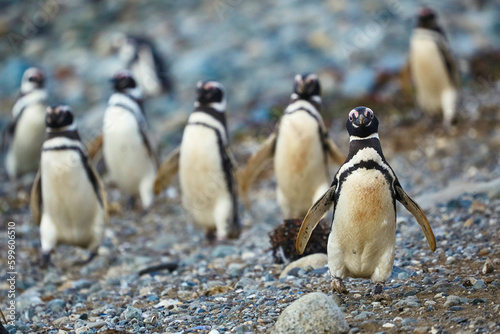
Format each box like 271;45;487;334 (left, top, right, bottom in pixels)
279;254;328;279
47;299;65;313
121;306;142;320
272;292;349;334
482;258;494;274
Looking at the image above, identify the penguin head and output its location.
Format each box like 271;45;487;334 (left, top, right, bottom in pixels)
46;105;74;130
293;73;321;100
195;81;226;112
417;7;439;29
346;106;378;138
111;70;142;99
21;67;45;94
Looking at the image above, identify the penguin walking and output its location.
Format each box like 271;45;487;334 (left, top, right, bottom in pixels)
30;105;107;266
409;7;459;128
240;73;345;219
114;34;173;97
3;67;48;179
296;107;436;293
103;71;158;210
154;81;240;240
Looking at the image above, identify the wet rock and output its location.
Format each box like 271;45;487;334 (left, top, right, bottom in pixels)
272;292;348;334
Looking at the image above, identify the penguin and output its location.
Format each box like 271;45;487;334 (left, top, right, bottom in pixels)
114;34;173;97
30;105;107;266
153;81;240;240
103;70;158;210
3;67;48;179
409;7;459;128
240;73;345;219
296;106;436;293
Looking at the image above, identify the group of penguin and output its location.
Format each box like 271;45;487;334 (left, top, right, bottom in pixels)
2;7;455;291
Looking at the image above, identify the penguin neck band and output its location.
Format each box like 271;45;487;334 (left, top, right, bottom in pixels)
349;133;379;142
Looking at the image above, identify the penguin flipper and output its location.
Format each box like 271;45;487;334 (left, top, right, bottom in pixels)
153;146;180;195
239;132;277;210
296;185;336;254
436;36;459;88
86;133;103;163
89;163;109;225
395;184;436;252
325;137;346;166
30;168;43;226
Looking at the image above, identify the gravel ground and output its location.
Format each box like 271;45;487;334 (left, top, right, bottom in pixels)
1;88;500;334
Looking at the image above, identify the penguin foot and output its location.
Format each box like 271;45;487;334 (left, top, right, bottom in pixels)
40;252;52;269
74;251;97;266
374;283;384;295
331;277;348;294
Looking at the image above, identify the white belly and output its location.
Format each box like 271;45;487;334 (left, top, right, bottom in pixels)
409;37;453;112
329;168;396;281
103;106;156;196
274;112;329;218
179;125;229;229
6;103;46;178
40;150;103;247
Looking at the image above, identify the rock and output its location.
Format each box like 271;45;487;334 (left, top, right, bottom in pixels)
279;254;328;279
47;299;65;313
444;295;461;308
121;306;142;320
472;279;487;290
272;292;349;334
211;245;237;258
482;258;494;274
354;311;374;321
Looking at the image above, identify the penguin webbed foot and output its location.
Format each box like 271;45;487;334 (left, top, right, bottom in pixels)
372;283;390;301
40;252;52;269
374;283;384;295
74;250;98;267
331;277;348;294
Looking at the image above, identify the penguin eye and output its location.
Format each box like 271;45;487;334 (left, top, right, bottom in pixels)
349;115;353;121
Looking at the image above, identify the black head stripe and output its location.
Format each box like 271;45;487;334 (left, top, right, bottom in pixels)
46;105;74;129
196;81;224;104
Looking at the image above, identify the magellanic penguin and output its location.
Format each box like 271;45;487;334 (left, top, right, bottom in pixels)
114;34;173;97
2;67;48;179
240;73;345;219
153;81;241;240
30;105;108;266
103;71;158;210
296;106;436;293
409;7;459;128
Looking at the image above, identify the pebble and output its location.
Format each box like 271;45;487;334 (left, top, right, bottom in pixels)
47;299;65;313
482;258;494;274
272;292;349;334
472;279;487;290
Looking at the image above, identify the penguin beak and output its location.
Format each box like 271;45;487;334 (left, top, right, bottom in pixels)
354;114;368;127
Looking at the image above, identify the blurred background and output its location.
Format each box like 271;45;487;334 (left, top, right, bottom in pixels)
0;0;500;187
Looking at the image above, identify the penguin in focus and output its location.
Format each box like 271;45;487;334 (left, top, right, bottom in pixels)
153;81;240;240
409;7;459;128
30;105;107;266
3;67;48;179
103;71;158;210
240;73;345;219
114;34;173;97
296;106;436;293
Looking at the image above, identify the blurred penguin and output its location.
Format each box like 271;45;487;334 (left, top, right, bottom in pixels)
409;7;459;128
114;34;173;97
2;67;48;179
240;73;345;219
153;81;241;240
31;105;107;266
103;71;158;210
